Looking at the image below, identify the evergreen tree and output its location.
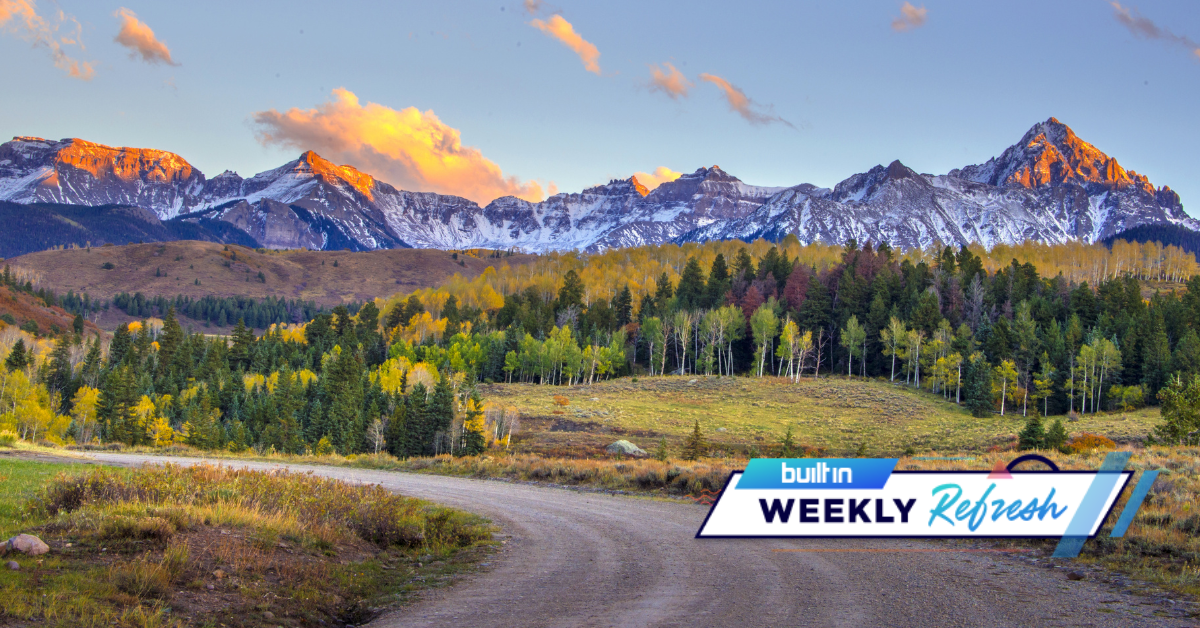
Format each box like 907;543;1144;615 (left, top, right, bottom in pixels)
108;324;132;367
613;285;634;328
1018;414;1045;450
704;254;731;308
675;257;706;310
44;340;76;413
654;272;674;306
682;420;707;460
5;338;28;371
1044;417;1068;452
963;353;993;417
460;391;487;456
796;273;831;332
557;269;585;312
1172;330;1200;381
428;378;456;455
654;437;669;461
780;424;797;457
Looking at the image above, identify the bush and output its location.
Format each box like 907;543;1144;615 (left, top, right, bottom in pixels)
1065;432;1117;453
0;431;17;447
100;262;115;270
552;395;569;407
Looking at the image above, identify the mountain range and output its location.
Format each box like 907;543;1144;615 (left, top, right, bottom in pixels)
0;118;1194;254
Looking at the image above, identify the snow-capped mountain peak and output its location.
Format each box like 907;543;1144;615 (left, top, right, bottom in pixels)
0;118;1194;253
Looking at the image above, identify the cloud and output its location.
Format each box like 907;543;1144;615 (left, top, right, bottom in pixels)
529;14;600;74
114;8;177;66
0;0;94;79
891;2;928;32
647;62;692;99
253;88;548;205
632;167;682;192
1111;2;1200;59
698;73;793;127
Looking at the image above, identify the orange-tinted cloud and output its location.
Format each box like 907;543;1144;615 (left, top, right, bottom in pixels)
530;14;600;74
1111;2;1200;59
114;8;177;66
0;0;94;79
698;73;793;128
891;2;928;32
647;63;692;99
253;88;547;205
633;167;682;193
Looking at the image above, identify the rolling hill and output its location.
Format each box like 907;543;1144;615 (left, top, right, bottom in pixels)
5;241;532;308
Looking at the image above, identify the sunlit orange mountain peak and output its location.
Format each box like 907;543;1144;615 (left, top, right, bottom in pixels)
294;150;377;201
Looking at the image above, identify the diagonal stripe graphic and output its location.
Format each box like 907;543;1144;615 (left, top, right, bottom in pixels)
1109;470;1159;539
1052;451;1130;558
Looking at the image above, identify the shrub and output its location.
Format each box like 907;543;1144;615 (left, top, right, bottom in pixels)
0;431;16;447
552;395;569;407
100;262;115;270
1065;432;1117;453
313;436;335;456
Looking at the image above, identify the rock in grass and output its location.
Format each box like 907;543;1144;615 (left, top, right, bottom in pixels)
606;440;648;457
2;534;49;556
5;561;17;571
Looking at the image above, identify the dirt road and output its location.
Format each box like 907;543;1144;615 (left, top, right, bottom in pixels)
83;453;1195;627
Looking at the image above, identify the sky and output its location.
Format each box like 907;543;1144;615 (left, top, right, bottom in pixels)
1;0;1198;215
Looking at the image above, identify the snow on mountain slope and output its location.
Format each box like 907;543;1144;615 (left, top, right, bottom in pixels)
0;118;1194;253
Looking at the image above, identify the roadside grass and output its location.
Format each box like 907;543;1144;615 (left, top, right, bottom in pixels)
0;461;494;627
481;376;1163;456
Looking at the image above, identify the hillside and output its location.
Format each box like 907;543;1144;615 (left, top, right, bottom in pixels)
6;241;532;307
0;201;257;257
0;282;105;338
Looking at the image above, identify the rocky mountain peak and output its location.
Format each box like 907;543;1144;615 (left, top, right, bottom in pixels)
629;175;650;197
292;151;377;200
954;117;1156;195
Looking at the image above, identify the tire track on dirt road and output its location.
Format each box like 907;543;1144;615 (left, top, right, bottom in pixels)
84;453;1195;628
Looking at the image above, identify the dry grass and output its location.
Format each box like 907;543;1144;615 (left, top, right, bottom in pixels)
11;241;534;312
0;461;494;627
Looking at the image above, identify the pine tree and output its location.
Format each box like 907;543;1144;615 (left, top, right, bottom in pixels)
963;353;993;417
557;270;585;312
682;420;706;461
460;392;487;456
5;338;28;371
613;286;634;327
1044;417;1068;452
1018;414;1045;450
780;424;797;457
654;437;669;462
675;257;706;310
427;378;455;455
704;254;731;308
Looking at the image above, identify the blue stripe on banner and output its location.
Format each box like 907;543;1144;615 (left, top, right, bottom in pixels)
1052;451;1131;559
1109;470;1159;539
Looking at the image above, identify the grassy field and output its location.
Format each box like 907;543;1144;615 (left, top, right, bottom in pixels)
0;456;494;628
482;375;1164;457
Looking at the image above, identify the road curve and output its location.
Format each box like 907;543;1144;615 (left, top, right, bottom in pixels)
83;453;1193;628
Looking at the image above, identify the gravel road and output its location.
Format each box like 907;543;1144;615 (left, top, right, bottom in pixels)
82;453;1196;628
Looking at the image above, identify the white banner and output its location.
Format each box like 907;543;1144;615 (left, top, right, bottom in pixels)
697;470;1132;538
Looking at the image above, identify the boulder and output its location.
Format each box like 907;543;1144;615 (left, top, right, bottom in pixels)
606;440;648;457
5;561;18;571
2;534;49;556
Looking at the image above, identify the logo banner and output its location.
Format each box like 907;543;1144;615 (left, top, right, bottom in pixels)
697;457;1132;539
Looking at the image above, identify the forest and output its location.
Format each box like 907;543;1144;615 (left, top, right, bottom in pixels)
2;236;1200;457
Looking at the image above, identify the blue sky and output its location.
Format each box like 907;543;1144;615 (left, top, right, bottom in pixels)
1;1;1197;214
